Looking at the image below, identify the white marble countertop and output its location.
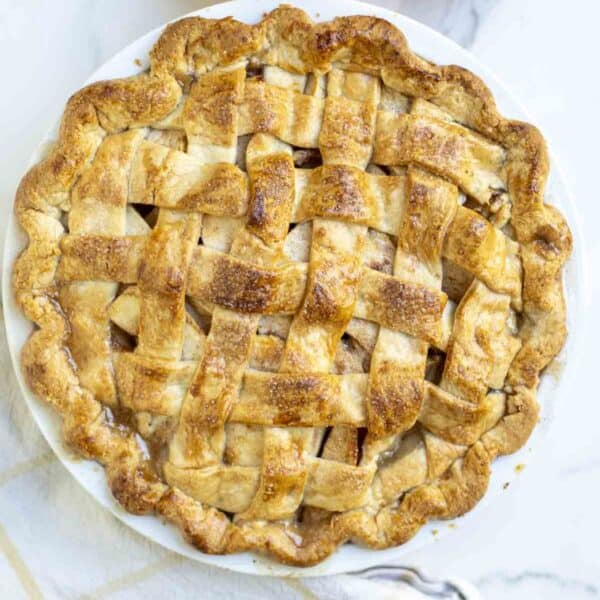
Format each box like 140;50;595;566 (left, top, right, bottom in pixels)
0;1;598;598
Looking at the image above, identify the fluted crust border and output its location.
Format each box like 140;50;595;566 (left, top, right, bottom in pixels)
12;5;571;566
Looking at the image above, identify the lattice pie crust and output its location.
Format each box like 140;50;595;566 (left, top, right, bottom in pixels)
12;6;572;565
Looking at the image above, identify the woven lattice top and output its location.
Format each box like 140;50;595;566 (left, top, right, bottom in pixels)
13;6;572;566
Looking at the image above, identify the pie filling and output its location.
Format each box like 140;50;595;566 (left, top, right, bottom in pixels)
12;6;572;565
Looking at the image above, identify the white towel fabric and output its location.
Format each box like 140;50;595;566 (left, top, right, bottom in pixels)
0;310;452;599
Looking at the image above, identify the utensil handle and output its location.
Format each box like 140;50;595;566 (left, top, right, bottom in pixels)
351;564;481;599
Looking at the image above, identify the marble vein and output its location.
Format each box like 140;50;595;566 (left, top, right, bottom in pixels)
477;570;599;597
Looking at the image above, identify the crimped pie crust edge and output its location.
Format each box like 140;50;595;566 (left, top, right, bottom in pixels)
12;5;572;566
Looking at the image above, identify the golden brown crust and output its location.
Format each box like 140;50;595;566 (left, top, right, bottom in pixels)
12;5;571;567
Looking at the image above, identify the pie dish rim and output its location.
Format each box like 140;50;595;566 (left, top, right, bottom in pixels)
2;0;584;576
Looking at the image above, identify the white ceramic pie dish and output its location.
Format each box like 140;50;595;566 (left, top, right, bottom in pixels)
1;0;587;577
